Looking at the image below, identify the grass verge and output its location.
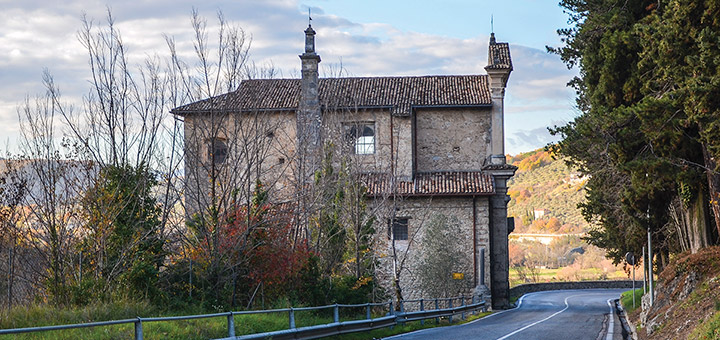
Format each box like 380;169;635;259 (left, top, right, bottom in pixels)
0;302;335;340
1;302;492;340
689;311;720;340
620;288;644;314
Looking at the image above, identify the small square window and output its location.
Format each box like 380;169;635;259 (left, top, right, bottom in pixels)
209;138;228;164
388;217;408;241
344;123;375;155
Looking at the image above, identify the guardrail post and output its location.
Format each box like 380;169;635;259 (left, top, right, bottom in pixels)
435;299;439;324
333;304;339;323
420;299;425;326
134;317;143;340
461;296;466;320
398;300;405;326
289;307;296;329
449;299;453;324
472;295;477;315
366;304;371;320
388;301;395;330
227;312;235;337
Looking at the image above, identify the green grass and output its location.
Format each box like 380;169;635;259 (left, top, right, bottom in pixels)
1;302;493;340
620;289;644;314
689;311;720;340
0;302;336;340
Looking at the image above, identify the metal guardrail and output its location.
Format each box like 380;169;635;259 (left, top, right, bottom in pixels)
0;296;487;340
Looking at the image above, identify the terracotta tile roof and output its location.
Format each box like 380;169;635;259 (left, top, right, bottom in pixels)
171;75;491;116
482;163;518;171
486;42;512;70
360;171;494;197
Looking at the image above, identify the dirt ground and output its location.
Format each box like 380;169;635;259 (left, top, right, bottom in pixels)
628;246;720;340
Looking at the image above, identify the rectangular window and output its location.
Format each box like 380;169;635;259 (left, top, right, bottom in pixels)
389;217;409;241
344;122;375;155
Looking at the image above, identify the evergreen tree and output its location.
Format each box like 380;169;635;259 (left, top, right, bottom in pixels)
550;0;720;264
81;164;164;301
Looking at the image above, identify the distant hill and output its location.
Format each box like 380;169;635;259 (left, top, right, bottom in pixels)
507;148;590;234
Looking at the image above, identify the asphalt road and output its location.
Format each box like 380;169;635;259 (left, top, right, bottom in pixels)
385;289;628;340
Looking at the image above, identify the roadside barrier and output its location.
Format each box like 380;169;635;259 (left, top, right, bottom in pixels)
0;295;487;340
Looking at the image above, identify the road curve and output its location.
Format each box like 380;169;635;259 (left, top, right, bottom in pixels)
385;289;628;340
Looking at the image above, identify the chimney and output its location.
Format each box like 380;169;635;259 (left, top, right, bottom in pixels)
484;33;512;165
298;23;322;179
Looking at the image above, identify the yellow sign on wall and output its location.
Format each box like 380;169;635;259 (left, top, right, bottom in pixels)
452;272;464;280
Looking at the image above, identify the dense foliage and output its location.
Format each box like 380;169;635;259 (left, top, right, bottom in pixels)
550;0;720;265
78;164;164;303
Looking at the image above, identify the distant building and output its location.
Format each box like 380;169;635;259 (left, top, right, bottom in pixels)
534;208;550;220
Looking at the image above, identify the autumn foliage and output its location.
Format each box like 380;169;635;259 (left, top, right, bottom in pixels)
224;201;311;293
184;182;317;307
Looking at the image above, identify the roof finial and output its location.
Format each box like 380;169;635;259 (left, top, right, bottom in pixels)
308;8;312;27
490;15;496;44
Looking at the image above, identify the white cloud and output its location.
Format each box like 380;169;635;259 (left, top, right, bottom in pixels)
0;0;577;156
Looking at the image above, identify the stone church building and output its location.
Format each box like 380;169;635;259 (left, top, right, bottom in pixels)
172;24;516;309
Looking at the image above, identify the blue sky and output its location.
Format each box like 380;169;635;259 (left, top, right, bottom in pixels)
303;0;569;49
0;0;577;155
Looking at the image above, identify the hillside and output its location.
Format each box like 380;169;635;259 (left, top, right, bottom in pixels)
507;148;590;234
629;246;720;339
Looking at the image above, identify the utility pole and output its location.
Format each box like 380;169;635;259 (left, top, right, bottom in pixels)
642;247;647;294
648;226;654;306
646;173;654;306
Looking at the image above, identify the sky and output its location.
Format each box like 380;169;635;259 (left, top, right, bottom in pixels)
0;0;578;156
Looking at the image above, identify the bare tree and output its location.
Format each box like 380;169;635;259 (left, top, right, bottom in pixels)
0;157;28;308
13;79;89;305
166;10;299;307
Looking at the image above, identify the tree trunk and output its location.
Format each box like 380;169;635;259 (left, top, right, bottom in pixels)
687;188;710;253
668;197;690;253
7;245;13;309
703;144;720;243
394;278;403;310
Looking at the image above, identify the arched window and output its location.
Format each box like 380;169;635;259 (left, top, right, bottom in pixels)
208;138;228;164
344;122;375;155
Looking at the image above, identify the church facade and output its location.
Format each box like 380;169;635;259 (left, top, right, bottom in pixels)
172;24;516;309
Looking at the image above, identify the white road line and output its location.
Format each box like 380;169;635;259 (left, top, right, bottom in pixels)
471;291;532;323
495;294;575;340
605;299;615;340
384;294;534;339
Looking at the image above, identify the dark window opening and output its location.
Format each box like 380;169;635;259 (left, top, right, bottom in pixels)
209;138;228;164
389;217;409;241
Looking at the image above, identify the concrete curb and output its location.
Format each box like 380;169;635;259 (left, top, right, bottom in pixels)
616;302;638;340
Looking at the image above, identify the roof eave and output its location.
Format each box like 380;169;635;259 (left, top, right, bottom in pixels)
366;191;496;198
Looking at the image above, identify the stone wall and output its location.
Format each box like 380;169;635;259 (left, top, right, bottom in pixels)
415;108;491;172
373;196;492;301
509;280;644;299
182;110;299;216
